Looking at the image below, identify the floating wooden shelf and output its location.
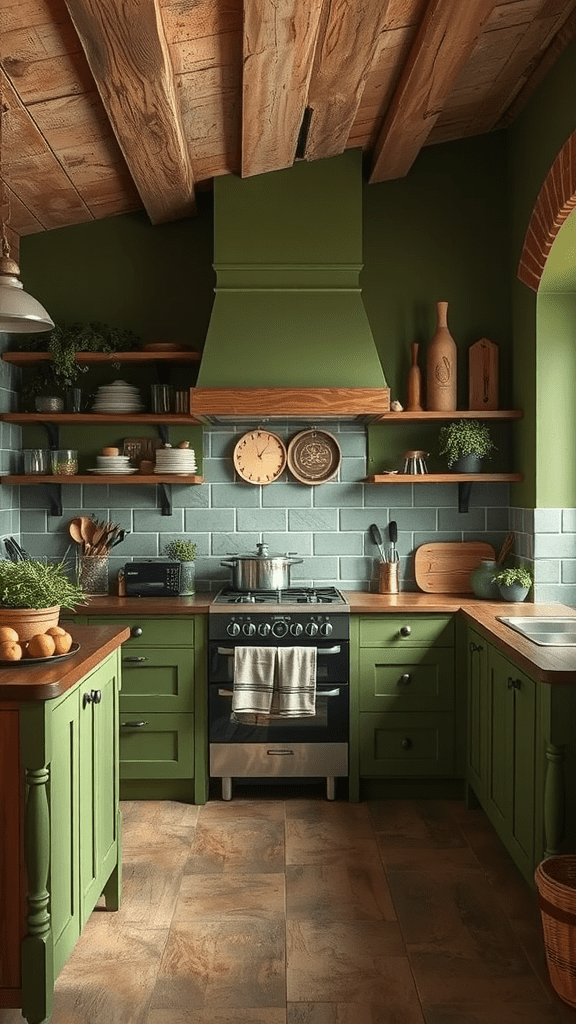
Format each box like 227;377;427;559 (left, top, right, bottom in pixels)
372;410;523;422
0;413;201;426
1;350;200;365
1;475;204;485
364;473;523;483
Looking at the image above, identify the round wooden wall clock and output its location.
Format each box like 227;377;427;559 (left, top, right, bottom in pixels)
233;429;287;485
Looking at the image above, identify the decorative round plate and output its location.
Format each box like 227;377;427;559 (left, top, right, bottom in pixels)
287;429;342;485
88;468;139;475
0;642;81;666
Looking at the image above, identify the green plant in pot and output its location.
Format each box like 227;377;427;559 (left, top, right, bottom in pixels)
438;419;496;472
0;558;86;639
19;321;140;407
164;540;197;596
492;564;533;602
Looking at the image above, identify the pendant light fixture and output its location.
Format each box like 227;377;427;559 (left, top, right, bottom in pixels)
0;79;54;333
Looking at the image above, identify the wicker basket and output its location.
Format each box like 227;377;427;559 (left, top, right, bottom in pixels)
535;855;576;1007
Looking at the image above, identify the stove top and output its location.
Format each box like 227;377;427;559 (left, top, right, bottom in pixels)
211;586;348;608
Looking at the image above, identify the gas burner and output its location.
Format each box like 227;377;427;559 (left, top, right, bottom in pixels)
212;586;347;607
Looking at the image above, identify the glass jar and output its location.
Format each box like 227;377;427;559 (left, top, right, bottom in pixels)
23;449;50;474
179;561;196;596
51;449;78;475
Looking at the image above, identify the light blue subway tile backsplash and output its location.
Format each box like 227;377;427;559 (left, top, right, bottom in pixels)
14;417;575;598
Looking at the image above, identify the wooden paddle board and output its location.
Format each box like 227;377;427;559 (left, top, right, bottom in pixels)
414;541;496;594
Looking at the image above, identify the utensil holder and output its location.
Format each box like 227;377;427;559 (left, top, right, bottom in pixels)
78;554;109;595
379;561;399;594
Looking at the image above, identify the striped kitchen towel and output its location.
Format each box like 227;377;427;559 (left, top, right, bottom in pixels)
232;646;276;716
274;646;317;717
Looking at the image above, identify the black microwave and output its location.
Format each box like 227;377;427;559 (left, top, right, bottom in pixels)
124;561;181;596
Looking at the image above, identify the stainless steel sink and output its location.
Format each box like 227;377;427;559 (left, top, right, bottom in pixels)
497;616;576;646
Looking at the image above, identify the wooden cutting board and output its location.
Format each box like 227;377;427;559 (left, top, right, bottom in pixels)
414;541;496;594
468;337;499;410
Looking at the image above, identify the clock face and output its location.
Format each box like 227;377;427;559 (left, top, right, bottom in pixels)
233;430;287;485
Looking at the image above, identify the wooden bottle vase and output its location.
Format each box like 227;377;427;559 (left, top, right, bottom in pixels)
426;300;457;411
406;342;423;411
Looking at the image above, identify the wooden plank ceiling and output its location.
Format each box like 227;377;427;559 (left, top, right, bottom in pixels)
2;0;576;247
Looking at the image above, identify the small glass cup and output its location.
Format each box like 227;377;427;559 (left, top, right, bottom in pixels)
151;384;173;414
51;449;78;475
173;390;189;414
65;388;82;412
23;449;50;475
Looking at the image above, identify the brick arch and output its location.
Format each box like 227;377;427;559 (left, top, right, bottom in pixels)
518;132;576;291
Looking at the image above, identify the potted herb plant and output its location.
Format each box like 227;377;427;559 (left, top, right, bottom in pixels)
19;321;140;407
492;564;533;602
0;558;86;639
438;419;496;472
164;540;197;596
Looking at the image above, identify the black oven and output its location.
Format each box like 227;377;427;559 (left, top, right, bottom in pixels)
208;590;350;800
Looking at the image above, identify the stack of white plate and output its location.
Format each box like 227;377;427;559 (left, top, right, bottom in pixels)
89;455;138;475
92;380;144;413
154;448;198;475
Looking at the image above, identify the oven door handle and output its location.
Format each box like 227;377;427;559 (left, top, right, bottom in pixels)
216;645;341;656
217;687;342;698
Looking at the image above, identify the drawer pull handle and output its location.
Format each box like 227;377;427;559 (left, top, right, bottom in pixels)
121;721;148;728
399;673;411;686
130;626;143;638
400;737;412;750
82;689;101;708
507;677;522;690
123;656;149;663
267;749;294;756
400;626;411;637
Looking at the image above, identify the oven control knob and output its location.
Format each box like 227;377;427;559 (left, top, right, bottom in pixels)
227;622;241;637
243;622;256;636
272;621;288;637
319;622;333;637
258;622;271;637
290;622;303;636
305;622;319;637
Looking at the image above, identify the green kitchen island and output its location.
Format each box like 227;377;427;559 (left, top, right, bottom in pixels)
0;623;130;1024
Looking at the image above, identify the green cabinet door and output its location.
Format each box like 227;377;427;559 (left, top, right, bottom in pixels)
466;627;489;803
78;653;121;927
359;711;455;776
120;648;193;712
486;646;536;879
358;648;454;712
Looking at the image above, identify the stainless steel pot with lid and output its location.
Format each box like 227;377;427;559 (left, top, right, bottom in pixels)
221;543;303;590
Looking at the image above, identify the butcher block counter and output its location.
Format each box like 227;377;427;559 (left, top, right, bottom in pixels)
0;623;130;701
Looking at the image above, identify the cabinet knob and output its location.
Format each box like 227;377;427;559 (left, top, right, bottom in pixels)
121;720;148;728
507;677;522;690
400;625;411;637
130;626;143;637
82;689;102;708
400;738;412;750
398;673;411;685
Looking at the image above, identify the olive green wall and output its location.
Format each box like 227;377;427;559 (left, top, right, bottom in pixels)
508;38;576;508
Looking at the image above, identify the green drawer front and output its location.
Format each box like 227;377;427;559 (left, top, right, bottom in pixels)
359;712;455;777
358;649;454;712
358;616;454;647
119;712;194;779
120;648;194;712
87;616;194;648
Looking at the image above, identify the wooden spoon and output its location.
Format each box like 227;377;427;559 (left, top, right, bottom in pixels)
68;518;84;544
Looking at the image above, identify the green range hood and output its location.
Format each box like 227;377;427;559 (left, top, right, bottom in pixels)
191;150;390;423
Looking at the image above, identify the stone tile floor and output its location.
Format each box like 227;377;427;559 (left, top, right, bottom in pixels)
2;790;576;1023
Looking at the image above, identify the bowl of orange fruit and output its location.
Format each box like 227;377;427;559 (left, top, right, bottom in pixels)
0;625;79;664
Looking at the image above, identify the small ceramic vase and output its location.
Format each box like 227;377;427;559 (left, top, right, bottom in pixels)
452;454;482;473
406;342;423;411
498;583;529;602
426;300;457;411
470;559;499;600
179;561;196;596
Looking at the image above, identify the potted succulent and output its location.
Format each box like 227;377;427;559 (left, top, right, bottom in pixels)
164;540;197;596
492;564;533;602
0;558;86;639
438;419;496;472
19;321;140;407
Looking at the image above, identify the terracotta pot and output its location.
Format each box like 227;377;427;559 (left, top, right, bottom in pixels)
426;300;457;411
0;605;60;641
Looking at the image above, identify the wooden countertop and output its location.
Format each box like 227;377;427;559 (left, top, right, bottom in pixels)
62;591;576;686
0;624;130;702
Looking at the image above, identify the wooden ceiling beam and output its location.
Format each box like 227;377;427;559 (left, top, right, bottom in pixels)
241;0;324;178
304;0;393;162
63;0;196;224
369;0;500;183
